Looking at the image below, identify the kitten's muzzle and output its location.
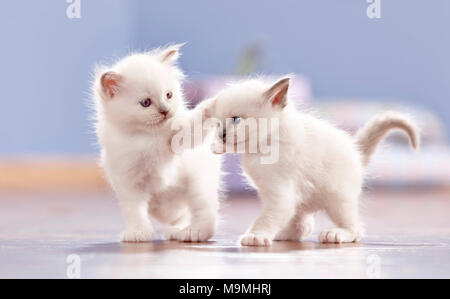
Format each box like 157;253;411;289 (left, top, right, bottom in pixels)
158;108;172;120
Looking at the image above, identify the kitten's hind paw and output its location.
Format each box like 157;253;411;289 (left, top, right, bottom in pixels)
319;228;360;244
240;233;272;246
274;217;314;241
167;226;214;242
165;227;183;240
120;228;153;243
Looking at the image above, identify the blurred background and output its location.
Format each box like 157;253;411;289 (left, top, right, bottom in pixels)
1;0;449;192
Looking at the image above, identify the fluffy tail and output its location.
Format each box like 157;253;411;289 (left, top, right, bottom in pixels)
355;111;420;167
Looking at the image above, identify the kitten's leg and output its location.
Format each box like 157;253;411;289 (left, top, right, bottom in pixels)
116;188;153;242
241;186;297;246
148;198;191;240
169;190;219;242
157;205;191;240
319;193;363;244
165;214;191;240
148;198;190;226
274;209;315;241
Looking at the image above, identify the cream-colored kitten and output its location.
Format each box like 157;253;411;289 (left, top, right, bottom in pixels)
92;45;222;242
199;77;419;246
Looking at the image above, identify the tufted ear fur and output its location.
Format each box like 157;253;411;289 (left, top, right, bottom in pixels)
159;43;185;64
100;71;123;99
263;76;291;108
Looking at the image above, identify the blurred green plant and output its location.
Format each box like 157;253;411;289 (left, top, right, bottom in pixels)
236;43;263;75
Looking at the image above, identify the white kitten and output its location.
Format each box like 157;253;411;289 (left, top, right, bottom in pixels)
92;45;222;242
200;77;419;246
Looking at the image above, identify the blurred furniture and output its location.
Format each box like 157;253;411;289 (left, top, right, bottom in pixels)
315;100;450;188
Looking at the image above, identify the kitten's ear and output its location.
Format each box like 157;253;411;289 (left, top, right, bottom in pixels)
100;71;123;98
263;76;291;108
159;43;185;64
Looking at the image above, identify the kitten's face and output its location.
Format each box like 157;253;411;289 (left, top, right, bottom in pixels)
205;77;290;152
96;45;185;132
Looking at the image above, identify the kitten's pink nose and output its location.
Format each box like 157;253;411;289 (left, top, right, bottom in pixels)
160;110;168;117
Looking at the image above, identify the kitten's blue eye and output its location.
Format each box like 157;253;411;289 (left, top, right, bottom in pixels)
232;116;241;124
140;98;152;108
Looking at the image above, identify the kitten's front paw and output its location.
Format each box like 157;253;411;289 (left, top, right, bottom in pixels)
240;233;272;246
319;228;360;244
167;225;214;242
120;228;153;243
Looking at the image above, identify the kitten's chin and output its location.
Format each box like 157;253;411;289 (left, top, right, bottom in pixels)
146;115;172;128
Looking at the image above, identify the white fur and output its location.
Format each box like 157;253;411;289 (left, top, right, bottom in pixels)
92;45;222;242
200;77;419;246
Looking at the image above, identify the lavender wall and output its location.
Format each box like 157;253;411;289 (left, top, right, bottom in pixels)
1;0;449;154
